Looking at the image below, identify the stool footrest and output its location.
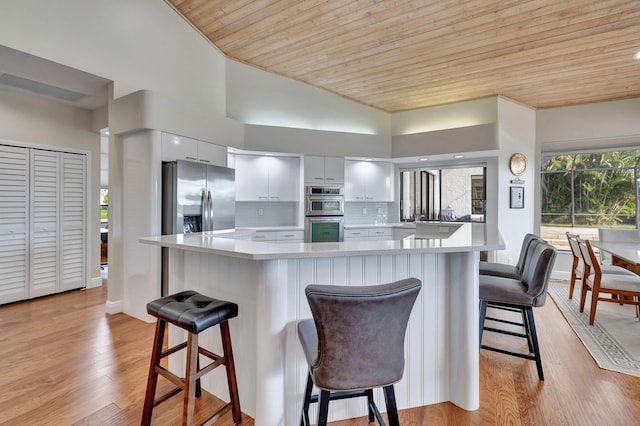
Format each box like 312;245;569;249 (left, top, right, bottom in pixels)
161;341;188;358
201;402;233;426
156;365;184;389
153;386;183;407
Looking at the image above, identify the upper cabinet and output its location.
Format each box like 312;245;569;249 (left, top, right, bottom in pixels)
235;154;300;202
161;132;227;167
304;155;344;184
345;160;394;202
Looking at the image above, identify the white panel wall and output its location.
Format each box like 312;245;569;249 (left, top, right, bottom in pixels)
167;249;485;425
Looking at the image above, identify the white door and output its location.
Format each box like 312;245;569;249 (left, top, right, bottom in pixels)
60;153;86;291
30;149;60;298
0;145;29;304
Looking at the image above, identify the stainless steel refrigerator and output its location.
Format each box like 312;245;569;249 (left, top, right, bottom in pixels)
161;160;235;294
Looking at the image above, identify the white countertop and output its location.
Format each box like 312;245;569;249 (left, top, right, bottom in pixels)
140;222;503;260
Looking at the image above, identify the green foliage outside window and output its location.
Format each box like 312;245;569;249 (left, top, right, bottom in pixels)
541;151;640;227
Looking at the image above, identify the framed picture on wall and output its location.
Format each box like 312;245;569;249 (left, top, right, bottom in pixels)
510;186;524;209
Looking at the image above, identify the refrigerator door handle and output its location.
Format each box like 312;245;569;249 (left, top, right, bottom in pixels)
207;191;213;232
201;190;208;231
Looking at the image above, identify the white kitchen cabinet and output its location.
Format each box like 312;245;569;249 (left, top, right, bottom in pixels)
196;141;227;167
235;155;300;202
345;160;393;201
368;227;393;240
161;132;198;162
252;230;304;243
252;231;276;241
275;230;304;243
161;132;227;166
304;155;344;184
344;227;393;241
344;229;369;240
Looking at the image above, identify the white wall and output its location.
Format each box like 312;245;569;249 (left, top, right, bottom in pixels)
120;130;162;321
391;97;498;135
0;86;101;285
226;60;390;135
244;124;391;158
537;98;640;150
0;0;227;113
496;97;537;265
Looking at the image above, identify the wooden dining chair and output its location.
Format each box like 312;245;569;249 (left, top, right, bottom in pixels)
566;232;583;299
566;232;635;300
576;236;640;325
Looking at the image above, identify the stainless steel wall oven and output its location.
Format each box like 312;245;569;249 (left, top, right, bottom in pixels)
304;185;344;242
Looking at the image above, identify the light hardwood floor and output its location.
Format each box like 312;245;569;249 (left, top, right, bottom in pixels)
1;280;640;425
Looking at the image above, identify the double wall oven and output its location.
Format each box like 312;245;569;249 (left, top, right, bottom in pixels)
304;185;344;242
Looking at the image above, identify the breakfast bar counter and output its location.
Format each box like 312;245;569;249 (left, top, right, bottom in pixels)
140;223;503;425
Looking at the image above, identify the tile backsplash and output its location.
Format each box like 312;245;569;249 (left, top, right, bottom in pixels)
344;202;399;225
235;202;299;227
235;201;399;227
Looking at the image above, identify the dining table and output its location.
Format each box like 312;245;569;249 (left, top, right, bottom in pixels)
591;240;640;275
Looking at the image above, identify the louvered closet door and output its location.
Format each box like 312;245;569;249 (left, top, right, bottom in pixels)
0;145;29;304
30;150;60;298
60;153;86;291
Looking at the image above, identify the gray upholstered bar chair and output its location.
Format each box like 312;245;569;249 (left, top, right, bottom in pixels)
479;240;557;381
297;278;422;426
479;233;541;280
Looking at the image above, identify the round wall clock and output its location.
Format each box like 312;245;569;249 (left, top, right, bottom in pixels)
509;153;528;176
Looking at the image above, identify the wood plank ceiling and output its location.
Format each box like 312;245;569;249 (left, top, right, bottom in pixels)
167;0;640;112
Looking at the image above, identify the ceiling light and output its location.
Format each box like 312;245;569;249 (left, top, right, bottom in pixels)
635;51;640;60
453;154;465;159
419;158;428;161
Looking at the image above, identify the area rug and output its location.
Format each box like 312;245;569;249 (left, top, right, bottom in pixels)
548;283;640;377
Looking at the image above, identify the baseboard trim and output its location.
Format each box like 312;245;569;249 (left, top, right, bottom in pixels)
105;300;122;315
88;276;102;288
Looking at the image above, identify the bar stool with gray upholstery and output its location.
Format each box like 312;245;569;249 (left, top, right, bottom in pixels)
141;290;242;426
297;278;422;426
479;233;541;280
479;239;557;381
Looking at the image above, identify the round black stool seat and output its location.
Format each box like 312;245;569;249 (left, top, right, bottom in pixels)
147;290;238;334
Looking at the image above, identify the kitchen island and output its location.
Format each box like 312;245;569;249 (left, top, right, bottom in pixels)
140;223;503;425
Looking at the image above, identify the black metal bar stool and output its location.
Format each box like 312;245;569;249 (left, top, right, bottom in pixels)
141;290;242;426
